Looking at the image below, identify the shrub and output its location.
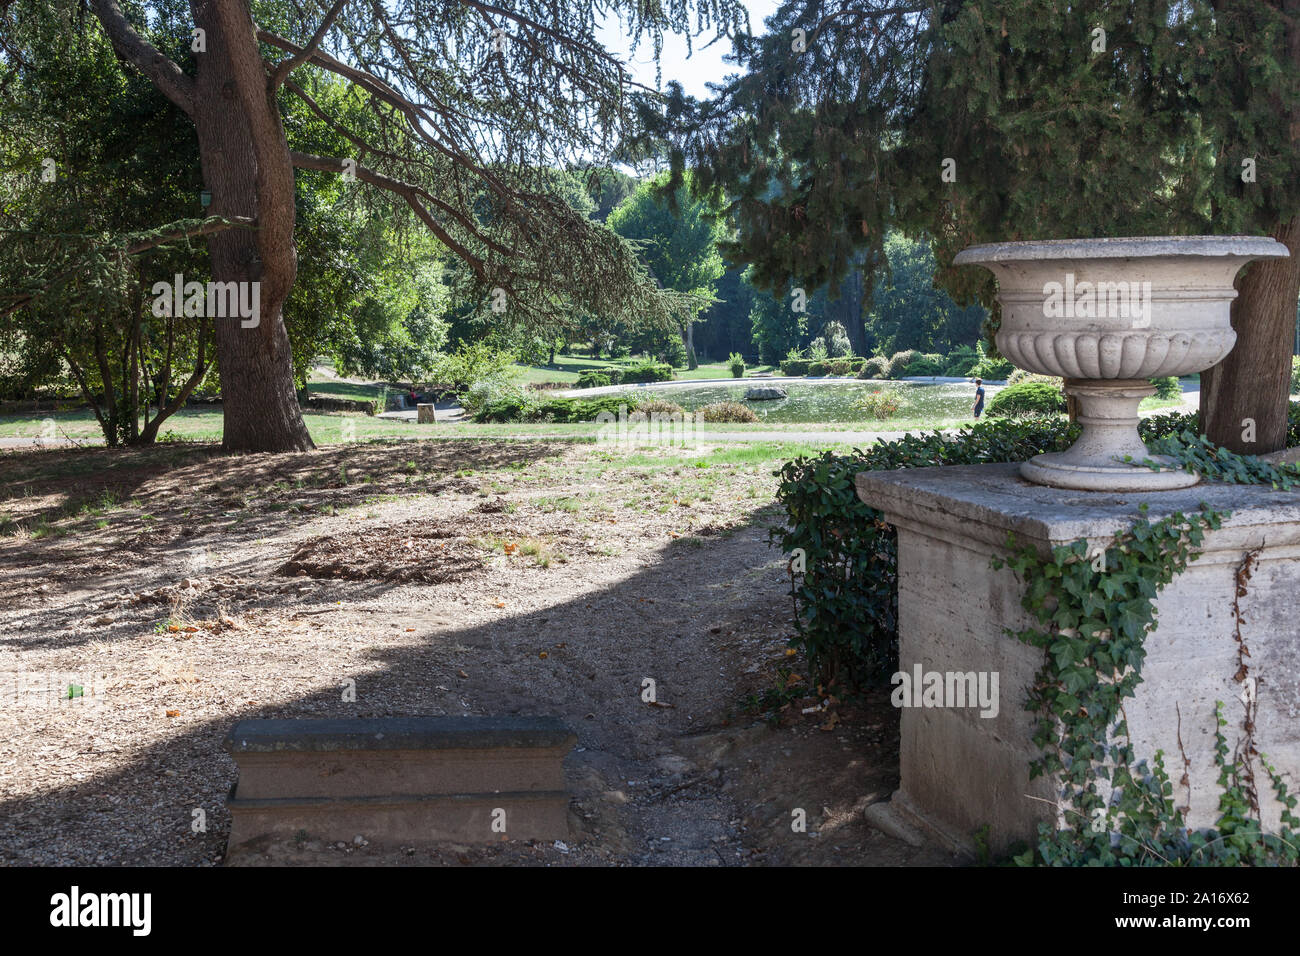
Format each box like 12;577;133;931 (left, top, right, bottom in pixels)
728;352;746;378
807;338;830;362
1006;369;1062;386
850;357;867;372
969;341;1015;380
857;356;889;379
904;352;946;376
699;401;759;423
637;398;686;417
1150;376;1182;400
857;390;901;420
986;381;1068;418
942;344;980;377
823;320;853;358
780;358;812;376
622;361;675;384
475;394;532;423
575;371;611;390
461;379;525;418
825;358;854;376
659;337;689;368
885;349;919;379
433;343;517;393
474;394;643;424
773;417;1082;688
1293;357;1300;395
807;360;828;377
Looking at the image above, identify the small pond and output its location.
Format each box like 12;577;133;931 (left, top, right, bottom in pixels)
609;381;985;424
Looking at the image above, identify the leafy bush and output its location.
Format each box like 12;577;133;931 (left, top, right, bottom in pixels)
856;390;901;420
622;361;675;384
857;356;889;379
728;352;746;378
807;338;829;361
774;418;1082;689
807;361;828;376
432;342;517;393
986;381;1067;418
885;349;919;379
822;320;853;358
461;379;527;418
1293;356;1300;395
969;340;1015;380
942;344;980;377
575;371;611;390
825;358;855;376
1150;376;1182;400
904;352;945;376
660;337;689;368
850;357;867;372
475;393;642;424
780;358;812;376
699;401;759;423
773;405;1300;692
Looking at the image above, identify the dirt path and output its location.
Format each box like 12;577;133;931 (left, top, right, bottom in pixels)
0;439;955;866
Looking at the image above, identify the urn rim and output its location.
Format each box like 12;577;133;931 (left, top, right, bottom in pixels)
953;235;1289;266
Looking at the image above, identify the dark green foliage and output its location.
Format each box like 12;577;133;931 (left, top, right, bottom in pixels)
780;358;811;376
943;345;980;377
857;356;889;380
575;366;624;388
773;417;1081;689
474;393;641;424
728;352;746;377
986;381;1068;418
904;352;946;377
999;507;1299;866
807;360;828;377
621;361;675;384
1150;376;1183;400
884;350;919;379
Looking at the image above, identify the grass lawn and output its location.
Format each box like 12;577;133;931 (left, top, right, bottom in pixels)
0;390;1195;447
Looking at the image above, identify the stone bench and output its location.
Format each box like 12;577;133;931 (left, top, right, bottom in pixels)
223;717;575;849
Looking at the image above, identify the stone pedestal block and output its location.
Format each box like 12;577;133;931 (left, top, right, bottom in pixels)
417;403;437;424
223;717;575;849
856;463;1300;855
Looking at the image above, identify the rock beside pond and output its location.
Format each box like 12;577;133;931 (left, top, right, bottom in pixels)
745;386;788;401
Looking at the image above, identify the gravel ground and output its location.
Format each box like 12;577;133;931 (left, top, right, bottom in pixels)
0;438;957;866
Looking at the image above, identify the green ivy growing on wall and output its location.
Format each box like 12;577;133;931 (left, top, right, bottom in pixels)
995;504;1299;865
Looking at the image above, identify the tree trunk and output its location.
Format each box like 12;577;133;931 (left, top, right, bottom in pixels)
683;321;698;370
1200;217;1300;454
191;0;313;453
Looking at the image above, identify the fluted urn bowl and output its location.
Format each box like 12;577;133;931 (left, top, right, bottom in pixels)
953;236;1289;491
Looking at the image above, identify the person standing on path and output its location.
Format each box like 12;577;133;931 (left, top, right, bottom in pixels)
972;378;985;418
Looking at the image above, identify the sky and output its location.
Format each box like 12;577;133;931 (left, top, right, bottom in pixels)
595;0;783;100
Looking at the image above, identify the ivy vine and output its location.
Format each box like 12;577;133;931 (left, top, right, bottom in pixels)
995;503;1299;865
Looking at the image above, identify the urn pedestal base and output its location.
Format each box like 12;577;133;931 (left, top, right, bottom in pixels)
1021;379;1198;492
855;463;1300;857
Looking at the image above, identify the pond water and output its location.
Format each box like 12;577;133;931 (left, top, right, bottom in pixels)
612;381;985;424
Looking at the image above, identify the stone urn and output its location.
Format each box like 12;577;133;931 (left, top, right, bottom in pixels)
953;236;1289;491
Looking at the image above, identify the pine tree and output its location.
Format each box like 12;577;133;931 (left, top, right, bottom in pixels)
669;1;1300;452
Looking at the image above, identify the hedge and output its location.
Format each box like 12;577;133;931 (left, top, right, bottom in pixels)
773;406;1300;691
986;381;1068;418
